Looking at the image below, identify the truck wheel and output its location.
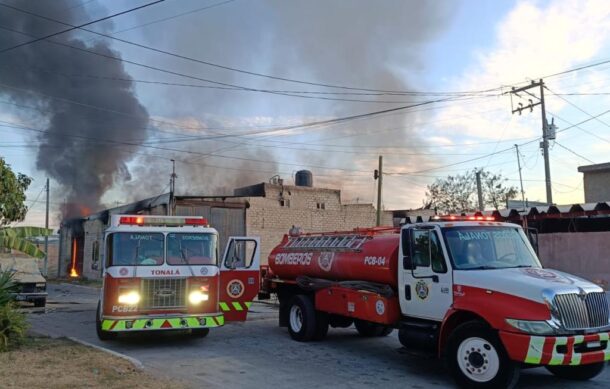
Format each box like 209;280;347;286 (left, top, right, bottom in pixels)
545;363;606;380
314;311;329;340
354;319;385;337
34;298;46;308
379;326;394;336
96;301;117;341
447;321;520;389
288;295;317;342
191;328;210;338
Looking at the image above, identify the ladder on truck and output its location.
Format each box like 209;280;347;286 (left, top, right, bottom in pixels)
284;234;367;250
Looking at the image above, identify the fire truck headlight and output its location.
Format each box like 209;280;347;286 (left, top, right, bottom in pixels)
189;290;209;305
506;318;555;335
118;291;141;305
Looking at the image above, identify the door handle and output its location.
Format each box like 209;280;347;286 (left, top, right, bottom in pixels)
405;285;411;301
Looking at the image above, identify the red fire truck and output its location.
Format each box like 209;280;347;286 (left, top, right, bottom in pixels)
260;217;610;388
96;215;260;339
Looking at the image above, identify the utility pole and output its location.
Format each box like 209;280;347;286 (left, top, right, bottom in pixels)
475;170;484;211
515;144;526;211
374;156;383;226
169;159;177;216
510;79;553;204
43;178;49;277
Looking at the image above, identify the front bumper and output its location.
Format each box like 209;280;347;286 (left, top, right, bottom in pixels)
101;313;225;332
11;292;47;302
500;330;610;366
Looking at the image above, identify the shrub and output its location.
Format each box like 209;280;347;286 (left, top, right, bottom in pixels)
0;302;28;352
0;270;28;352
0;270;17;306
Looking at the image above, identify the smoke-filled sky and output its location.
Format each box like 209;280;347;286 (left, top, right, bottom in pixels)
2;0;610;228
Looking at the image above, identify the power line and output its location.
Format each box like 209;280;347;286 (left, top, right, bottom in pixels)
384;109;610;177
0;81;485;144
0;120;372;173
0;0;164;55
554;141;595;164
0;23;499;105
0;2;505;97
543;58;610;80
544;86;610;143
112;0;238;35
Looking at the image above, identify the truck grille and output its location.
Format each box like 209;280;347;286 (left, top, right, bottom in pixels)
553;292;609;330
140;278;187;310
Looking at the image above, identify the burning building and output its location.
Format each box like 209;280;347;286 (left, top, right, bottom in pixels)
58;173;390;280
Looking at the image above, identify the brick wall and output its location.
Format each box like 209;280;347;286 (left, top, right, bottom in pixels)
245;184;377;264
82;219;104;279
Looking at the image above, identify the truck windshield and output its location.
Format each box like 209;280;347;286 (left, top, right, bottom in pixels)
443;227;541;270
106;233;164;266
167;233;217;265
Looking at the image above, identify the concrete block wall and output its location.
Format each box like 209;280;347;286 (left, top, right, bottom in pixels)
583;171;610;203
57;228;73;278
82;219;105;280
246;193;376;264
263;184;343;211
538;231;610;289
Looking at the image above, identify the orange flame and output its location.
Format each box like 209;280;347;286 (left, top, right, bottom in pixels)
70;238;79;278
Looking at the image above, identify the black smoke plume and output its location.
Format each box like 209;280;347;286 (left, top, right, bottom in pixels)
0;0;149;218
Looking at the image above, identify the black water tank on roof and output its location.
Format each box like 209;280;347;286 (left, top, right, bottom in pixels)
295;170;313;187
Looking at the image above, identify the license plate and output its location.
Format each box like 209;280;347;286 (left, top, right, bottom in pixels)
587;341;601;348
15;295;26;301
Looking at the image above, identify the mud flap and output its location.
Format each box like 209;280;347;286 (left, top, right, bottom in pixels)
219;237;260;321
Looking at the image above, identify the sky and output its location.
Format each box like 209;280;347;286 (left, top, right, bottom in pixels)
2;0;610;230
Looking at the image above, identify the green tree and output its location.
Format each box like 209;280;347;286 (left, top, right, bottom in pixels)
425;168;518;213
0;158;31;226
0;159;51;257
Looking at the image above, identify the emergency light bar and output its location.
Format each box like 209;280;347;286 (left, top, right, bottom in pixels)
432;215;495;222
118;216;209;226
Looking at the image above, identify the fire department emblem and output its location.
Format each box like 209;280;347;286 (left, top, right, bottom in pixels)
522;268;572;284
375;300;385;315
227;279;245;298
119;267;128;276
415;280;429;300
318;252;335;272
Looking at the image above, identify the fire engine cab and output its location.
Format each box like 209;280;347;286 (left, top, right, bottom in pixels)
260;217;610;388
96;215;260;340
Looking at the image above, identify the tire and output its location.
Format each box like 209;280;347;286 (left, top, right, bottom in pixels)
191;328;210;338
379;326;394;337
314;311;329;341
34;298;46;308
446;321;520;389
287;295;317;342
354;319;385;337
398;327;409;348
96;301;117;341
545;363;606;381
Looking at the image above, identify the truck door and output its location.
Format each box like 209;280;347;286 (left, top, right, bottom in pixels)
398;226;452;321
219;237;260;321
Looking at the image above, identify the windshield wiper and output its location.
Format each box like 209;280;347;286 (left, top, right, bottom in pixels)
180;248;195;277
463;265;499;270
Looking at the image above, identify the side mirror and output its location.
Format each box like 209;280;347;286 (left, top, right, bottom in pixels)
527;227;539;254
